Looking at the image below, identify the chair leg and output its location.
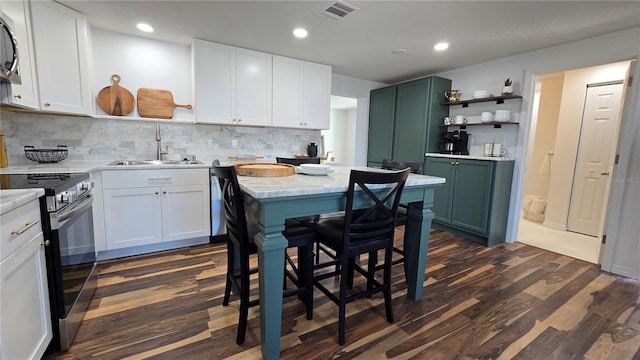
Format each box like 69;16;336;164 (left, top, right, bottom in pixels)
338;256;349;346
301;244;314;320
223;243;234;306
367;250;377;294
236;245;251;345
384;247;394;323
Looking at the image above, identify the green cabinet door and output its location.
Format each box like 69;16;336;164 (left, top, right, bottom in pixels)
425;157;455;223
393;78;429;164
450;159;493;234
367;86;396;167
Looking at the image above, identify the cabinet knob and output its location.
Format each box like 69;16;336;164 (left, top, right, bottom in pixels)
13;94;21;99
601;171;610;176
456;161;460;165
155;191;160;195
451;161;455;165
42;240;50;247
162;190;167;194
44;102;51;107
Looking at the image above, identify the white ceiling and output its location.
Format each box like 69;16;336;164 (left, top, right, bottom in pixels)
58;0;640;84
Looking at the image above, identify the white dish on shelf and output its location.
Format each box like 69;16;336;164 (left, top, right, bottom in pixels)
472;90;491;99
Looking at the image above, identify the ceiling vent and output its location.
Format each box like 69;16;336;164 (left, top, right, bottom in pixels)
318;1;359;22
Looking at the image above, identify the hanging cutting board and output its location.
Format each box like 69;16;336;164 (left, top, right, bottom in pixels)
234;163;295;177
96;74;135;116
137;88;192;119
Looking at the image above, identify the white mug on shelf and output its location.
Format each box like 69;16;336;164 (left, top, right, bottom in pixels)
454;115;467;125
495;109;510;122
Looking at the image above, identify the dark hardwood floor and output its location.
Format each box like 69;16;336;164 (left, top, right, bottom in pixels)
50;227;640;359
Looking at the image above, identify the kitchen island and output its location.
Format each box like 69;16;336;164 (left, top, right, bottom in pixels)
236;166;445;359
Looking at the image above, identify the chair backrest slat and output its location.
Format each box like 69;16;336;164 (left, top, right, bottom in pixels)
213;164;251;250
343;169;410;251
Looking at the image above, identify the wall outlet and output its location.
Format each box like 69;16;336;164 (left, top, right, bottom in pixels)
232;139;238;148
206;139;214;149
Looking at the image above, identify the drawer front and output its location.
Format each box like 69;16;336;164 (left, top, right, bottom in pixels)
1;200;43;262
102;169;209;189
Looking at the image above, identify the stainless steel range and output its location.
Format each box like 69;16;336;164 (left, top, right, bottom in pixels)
1;172;96;353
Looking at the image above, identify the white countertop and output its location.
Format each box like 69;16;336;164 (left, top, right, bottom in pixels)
0;189;45;215
237;166;445;199
0;160;212;174
425;153;514;162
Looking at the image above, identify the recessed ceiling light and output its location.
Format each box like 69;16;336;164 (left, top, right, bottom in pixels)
136;23;154;33
392;48;407;55
434;42;449;51
293;28;308;38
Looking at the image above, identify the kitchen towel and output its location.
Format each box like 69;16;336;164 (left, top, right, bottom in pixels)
539;150;554;175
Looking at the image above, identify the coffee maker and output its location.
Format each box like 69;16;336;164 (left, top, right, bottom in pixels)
440;130;469;155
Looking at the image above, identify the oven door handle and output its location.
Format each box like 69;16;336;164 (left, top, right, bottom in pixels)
58;194;93;222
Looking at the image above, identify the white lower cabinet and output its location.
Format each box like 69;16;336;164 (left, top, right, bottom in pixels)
0;198;52;360
102;169;210;250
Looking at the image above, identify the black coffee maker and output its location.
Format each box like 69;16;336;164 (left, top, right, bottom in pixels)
441;130;469;155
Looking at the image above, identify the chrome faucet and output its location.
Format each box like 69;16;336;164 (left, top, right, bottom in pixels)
155;123;168;160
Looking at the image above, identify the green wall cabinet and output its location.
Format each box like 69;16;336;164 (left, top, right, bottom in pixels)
367;76;451;170
425;156;514;246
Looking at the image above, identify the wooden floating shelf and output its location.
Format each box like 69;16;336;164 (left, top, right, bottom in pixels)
443;94;523;107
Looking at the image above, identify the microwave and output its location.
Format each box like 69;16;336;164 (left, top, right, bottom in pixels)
1;11;21;85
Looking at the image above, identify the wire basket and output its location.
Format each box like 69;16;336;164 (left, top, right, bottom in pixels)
24;145;68;163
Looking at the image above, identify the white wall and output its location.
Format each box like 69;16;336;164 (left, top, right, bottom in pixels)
433;27;640;272
331;74;386;165
324;108;356;166
523;73;564;200
92;28;193;121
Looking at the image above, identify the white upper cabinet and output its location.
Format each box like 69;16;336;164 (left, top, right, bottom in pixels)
30;0;91;115
272;55;303;128
272;55;331;130
302;61;331;129
0;0;39;109
193;39;272;126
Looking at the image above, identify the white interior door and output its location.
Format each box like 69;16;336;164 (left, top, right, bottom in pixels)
567;82;623;236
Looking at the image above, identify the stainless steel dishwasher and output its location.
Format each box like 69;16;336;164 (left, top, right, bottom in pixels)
210;167;226;240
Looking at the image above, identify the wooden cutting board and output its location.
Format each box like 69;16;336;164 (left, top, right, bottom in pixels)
96;74;135;116
137;88;192;119
234;163;295;177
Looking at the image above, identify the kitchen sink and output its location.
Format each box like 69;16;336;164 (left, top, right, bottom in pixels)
108;159;204;166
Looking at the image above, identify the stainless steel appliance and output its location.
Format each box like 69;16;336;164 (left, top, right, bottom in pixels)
440;130;469;155
1;172;96;353
0;11;21;84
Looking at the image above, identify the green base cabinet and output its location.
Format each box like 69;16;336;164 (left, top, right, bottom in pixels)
367;76;451;171
425;156;514;246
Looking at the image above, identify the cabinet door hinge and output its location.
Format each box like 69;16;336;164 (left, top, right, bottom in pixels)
628;76;633;87
615;154;620;165
602;234;607;244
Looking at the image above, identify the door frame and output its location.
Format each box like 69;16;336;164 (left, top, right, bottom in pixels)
509;57;639;266
600;59;640;276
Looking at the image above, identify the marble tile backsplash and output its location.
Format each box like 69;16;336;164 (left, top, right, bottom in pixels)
1;111;321;165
